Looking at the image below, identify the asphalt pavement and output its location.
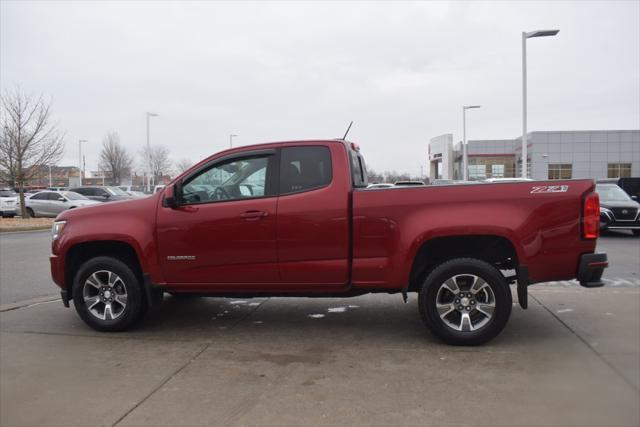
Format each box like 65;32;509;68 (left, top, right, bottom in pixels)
0;229;639;426
0;230;52;305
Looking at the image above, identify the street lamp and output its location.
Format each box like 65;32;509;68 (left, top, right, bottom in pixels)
462;105;481;181
78;139;87;186
229;134;238;148
522;29;559;178
146;112;159;191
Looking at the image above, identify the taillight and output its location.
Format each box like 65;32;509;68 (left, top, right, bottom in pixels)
583;192;599;239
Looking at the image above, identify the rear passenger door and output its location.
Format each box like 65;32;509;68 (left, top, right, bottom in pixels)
276;145;350;288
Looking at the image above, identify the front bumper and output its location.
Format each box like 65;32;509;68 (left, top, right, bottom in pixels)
600;212;640;231
577;253;608;288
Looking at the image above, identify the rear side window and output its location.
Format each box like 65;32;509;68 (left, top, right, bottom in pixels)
280;147;332;195
349;150;368;188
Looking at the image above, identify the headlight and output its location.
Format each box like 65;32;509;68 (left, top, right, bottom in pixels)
51;220;67;240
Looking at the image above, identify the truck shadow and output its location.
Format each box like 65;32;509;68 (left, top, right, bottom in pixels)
133;294;543;349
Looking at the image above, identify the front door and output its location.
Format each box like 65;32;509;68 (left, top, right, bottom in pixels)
156;151;279;287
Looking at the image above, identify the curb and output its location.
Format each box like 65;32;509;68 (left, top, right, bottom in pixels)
0;226;52;234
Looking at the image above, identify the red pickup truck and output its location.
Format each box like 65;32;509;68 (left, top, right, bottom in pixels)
50;140;607;345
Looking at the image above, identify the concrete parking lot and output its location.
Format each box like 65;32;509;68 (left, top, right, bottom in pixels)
1;230;639;426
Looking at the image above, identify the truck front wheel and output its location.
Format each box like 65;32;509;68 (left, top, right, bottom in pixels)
419;258;512;346
72;256;147;332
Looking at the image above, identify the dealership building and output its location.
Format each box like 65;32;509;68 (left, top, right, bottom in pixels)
428;129;640;181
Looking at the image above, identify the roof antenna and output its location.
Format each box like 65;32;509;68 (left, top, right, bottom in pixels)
342;121;353;140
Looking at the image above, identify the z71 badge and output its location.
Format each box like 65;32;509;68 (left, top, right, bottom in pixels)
530;185;569;193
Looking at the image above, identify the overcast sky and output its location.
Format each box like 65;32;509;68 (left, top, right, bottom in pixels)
2;0;639;176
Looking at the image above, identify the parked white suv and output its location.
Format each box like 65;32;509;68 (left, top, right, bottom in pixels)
0;189;18;217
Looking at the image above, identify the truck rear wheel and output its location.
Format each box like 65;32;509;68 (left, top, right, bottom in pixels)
72;256;147;332
418;258;512;346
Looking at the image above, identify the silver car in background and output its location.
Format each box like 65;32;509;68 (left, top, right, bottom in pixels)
25;191;100;218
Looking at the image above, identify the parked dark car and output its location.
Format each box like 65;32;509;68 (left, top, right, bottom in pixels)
596;183;640;236
68;186;134;202
596;177;640;200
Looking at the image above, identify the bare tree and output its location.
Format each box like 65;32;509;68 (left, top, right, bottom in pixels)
141;145;172;185
0;88;65;217
98;131;133;185
175;158;193;174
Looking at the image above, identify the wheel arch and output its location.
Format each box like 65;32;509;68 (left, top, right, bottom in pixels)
64;240;144;301
407;234;520;292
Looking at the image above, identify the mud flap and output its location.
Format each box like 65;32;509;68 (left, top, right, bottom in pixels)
516;266;529;309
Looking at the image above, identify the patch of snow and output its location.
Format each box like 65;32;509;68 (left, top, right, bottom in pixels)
328;307;346;313
229;300;247;305
557;308;573;313
308;314;325;319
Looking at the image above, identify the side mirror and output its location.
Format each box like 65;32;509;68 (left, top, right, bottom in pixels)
58;197;66;202
632;195;638;201
163;183;181;208
163;196;178;208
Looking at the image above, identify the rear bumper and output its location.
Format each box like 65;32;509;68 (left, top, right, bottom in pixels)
577;253;608;288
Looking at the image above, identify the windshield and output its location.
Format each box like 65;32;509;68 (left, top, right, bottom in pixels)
61;191;89;200
597;185;632;202
106;186;128;196
0;190;17;197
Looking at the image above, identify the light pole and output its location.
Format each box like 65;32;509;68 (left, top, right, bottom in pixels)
522;29;559;178
146;112;159;192
462;105;481;181
78;139;87;186
48;165;52;187
229;134;238;148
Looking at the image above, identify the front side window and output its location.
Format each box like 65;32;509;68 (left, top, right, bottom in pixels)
280;146;332;194
181;155;272;204
74;188;92;196
548;164;572;179
30;192;49;200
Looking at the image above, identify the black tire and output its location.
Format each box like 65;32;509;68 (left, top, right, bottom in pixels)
418;258;512;346
632;230;640;237
72;256;147;332
26;208;35;218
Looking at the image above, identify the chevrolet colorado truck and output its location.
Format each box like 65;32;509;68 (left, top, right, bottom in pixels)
50;140;607;345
